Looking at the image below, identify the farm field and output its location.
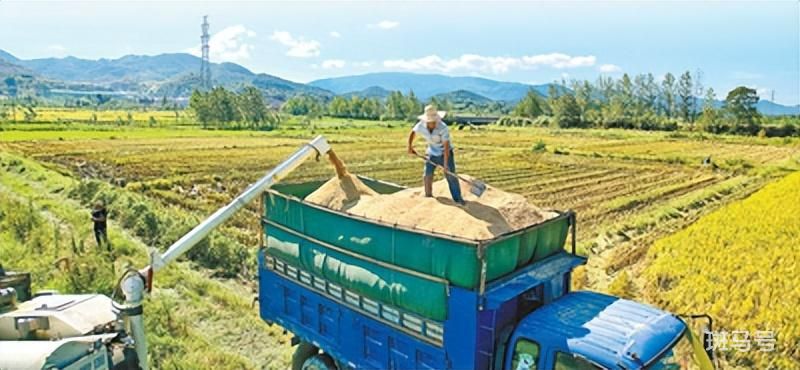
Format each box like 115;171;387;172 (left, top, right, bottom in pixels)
3;121;798;285
644;171;800;369
1;119;799;368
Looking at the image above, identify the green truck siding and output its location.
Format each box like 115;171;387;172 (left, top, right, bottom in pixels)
263;177;570;321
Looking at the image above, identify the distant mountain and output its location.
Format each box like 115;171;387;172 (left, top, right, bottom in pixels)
695;97;799;117
0;50;19;64
310;72;550;101
0;49;332;101
0;58;34;77
1;49;797;115
341;86;392;100
432;90;494;105
756;100;800;116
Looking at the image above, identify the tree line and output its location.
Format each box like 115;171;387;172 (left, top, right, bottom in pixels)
188;86;281;130
276;72;796;137
282;90;424;121
507;71;790;136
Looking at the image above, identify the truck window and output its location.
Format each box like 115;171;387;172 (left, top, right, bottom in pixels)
510;339;540;370
553;352;602;370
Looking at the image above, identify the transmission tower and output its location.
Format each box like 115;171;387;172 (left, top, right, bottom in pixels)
200;15;211;90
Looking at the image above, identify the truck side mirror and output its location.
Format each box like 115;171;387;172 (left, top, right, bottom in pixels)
682;314;714;361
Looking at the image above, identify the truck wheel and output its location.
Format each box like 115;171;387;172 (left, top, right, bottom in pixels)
291;342;319;370
301;354;337;370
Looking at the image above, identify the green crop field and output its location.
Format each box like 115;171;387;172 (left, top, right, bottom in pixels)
1;117;798;368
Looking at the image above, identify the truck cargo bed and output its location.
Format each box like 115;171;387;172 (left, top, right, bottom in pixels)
262;176;573;321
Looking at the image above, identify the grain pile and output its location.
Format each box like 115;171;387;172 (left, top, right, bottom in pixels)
305;174;558;240
304;174;377;211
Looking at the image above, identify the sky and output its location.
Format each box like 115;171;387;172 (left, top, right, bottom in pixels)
0;1;798;105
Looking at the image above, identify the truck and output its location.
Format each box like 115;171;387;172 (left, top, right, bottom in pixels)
258;175;714;370
0;136;714;370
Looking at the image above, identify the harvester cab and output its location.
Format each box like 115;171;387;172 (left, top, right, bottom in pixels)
0;269;139;369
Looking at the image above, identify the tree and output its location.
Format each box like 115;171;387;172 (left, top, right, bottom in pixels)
189;90;212;128
237;87;271;129
404;90;422;121
697;87;719;132
328;96;349;118
209;87;239;126
547;83;560;110
189;87;280;130
282;95;323;118
661;73;676;118
601;96;630;128
724;86;760;134
596;76;616;103
384;91;408;120
618;73;635;117
551;94;582;128
573;80;593;118
678;71;693;123
513;90;546;118
642;73;660;113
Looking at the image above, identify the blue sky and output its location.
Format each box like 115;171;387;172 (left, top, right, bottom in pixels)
0;1;797;104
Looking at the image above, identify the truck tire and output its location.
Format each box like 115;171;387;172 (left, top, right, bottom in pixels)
291;342;319;370
301;354;337;370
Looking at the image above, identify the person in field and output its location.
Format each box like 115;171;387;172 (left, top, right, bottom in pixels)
91;200;110;250
407;105;465;206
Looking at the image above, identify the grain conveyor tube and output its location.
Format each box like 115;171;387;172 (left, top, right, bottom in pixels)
120;135;331;370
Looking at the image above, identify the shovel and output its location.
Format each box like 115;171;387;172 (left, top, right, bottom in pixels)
413;152;487;197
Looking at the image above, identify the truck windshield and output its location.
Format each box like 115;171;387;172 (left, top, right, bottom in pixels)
646;333;698;370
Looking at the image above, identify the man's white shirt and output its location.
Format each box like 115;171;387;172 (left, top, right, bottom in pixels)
412;120;451;156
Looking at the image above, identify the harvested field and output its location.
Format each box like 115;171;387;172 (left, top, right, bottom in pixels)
3;124;797;265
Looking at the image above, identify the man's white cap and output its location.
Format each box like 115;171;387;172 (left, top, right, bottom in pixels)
418;104;447;122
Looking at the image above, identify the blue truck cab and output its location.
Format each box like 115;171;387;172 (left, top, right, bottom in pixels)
257;177;703;370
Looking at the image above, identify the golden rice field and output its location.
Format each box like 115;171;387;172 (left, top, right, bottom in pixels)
644;171;800;369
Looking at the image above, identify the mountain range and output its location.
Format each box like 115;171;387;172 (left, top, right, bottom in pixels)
310;72;552;102
0;49;797;115
0;50;331;102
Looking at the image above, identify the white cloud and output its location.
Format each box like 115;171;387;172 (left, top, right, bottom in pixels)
48;44;67;54
598;64;622;73
321;59;346;69
356;61;373;68
329;31;341;38
382;53;598;74
369;20;399;30
270;31;321;58
522;53;596;68
186;25;257;63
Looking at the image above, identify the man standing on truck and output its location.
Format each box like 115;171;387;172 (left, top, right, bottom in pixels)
407;105;465;205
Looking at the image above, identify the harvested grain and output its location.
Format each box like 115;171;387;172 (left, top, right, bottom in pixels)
305;174;558;240
304;173;378;211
